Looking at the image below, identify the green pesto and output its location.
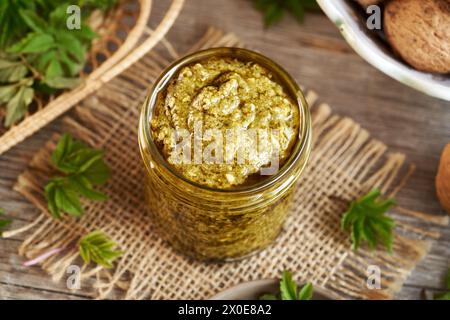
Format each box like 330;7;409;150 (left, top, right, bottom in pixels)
151;57;299;189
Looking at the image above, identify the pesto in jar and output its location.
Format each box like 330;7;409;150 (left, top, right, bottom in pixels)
151;57;300;189
140;48;312;261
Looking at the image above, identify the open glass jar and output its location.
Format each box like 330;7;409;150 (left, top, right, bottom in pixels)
138;47;312;261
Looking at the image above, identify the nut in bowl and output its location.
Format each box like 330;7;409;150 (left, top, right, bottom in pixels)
317;0;450;101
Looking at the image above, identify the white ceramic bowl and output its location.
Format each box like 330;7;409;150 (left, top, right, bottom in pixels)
317;0;450;101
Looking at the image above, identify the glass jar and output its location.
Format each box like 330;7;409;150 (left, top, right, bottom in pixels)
138;47;312;261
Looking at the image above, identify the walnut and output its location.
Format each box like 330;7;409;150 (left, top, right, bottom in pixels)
384;0;450;74
436;143;450;215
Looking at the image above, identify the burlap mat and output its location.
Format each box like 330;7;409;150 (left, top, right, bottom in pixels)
9;28;446;300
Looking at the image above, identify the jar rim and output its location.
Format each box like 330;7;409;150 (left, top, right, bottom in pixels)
139;47;312;195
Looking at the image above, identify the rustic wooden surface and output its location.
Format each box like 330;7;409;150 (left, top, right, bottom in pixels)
1;0;449;300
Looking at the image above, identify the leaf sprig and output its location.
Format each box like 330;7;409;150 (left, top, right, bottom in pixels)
0;0;117;127
0;208;12;237
45;133;111;219
253;0;320;27
341;189;396;251
79;230;123;268
260;270;313;300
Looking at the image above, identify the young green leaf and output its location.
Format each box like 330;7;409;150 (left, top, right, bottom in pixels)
259;270;314;300
68;175;107;201
0;0;117;128
79;230;123;268
4;81;34;127
53;31;86;63
280;270;298;300
263;2;284;27
253;0;319;27
341;189;396;251
44;180;61;219
80;156;111;185
45;59;64;80
45;133;110;219
54;183;84;217
298;282;313;300
0;57;29;83
19;9;47;33
0;0;35;48
51;133;92;173
8;32;55;54
0;84;19;104
0;208;12;237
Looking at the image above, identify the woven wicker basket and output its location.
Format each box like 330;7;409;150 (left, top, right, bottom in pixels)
0;0;184;155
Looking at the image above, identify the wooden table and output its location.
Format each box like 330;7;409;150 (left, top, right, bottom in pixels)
1;0;449;299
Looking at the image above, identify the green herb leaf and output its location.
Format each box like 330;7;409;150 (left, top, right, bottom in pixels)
44;180;61;219
68;175;108;201
341;189;396;251
46;59;64;80
79;230;123;268
259;270;315;300
263;2;284;27
253;0;319;27
54;181;84;217
80;156;111;185
0;208;12;237
19;9;47;33
53;31;86;63
8;33;55;54
0;0;35;48
51;133;94;173
44;133;111;219
280;270;298;300
0;57;29;83
0;84;19;104
4;81;34;127
298;282;313;300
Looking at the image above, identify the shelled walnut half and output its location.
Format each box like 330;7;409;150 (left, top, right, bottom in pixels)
384;0;450;74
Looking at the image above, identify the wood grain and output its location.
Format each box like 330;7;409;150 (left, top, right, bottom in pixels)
1;0;449;300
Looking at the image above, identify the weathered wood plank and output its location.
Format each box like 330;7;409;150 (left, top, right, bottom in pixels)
0;0;449;299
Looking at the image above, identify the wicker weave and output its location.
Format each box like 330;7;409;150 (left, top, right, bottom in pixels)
5;28;447;300
0;0;185;156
